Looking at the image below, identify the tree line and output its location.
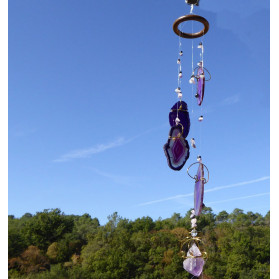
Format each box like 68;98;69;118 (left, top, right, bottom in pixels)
8;207;270;278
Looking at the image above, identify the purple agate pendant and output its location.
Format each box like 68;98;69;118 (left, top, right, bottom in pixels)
164;125;190;171
169;101;190;138
183;243;205;277
196;66;205;106
194;163;205;216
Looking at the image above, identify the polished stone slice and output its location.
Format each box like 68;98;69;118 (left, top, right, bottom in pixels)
197;67;205;106
194;163;205;216
169;101;190;138
183;243;205;277
163;125;190;171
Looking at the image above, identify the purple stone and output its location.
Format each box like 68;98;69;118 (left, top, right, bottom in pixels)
169;101;190;138
194;163;205;216
196;67;205;106
163;125;190;171
183;243;205;277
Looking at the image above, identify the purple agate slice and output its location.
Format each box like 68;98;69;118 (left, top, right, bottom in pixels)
183;243;205;277
194;163;204;216
197;67;205;106
163;125;190;171
169;101;190;138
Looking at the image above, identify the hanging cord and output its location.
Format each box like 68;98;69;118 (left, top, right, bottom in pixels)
190;4;194;14
202;29;204;71
191;15;194;114
176;34;182;119
189;3;194;117
199;30;205;156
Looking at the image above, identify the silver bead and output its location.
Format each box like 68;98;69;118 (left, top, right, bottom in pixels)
178;92;182;98
198;115;203;122
175;117;180;125
177;59;181;64
179;51;183;56
179;71;183;78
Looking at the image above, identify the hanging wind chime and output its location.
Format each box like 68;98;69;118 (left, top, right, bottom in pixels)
163;0;211;277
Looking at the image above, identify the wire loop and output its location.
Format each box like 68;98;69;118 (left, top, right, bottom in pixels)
193;66;211;81
187;162;209;184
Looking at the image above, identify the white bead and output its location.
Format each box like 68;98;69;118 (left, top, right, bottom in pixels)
177;59;181;64
191;218;197;224
179;72;183;78
179;51;183;56
190;214;195;218
199;74;205;78
191;138;196;148
191;209;195;214
178;92;182;98
198;116;203;121
189;77;195;84
175;117;180;125
191;223;197;228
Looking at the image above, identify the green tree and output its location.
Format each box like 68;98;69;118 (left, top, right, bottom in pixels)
23;209;74;250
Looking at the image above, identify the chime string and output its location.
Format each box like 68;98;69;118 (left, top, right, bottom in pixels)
176;28;183;119
191;14;194;115
200;30;205;156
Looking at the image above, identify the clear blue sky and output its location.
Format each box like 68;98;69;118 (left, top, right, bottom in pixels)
8;0;270;224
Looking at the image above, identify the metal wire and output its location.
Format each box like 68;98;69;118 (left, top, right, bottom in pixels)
186;162;210;184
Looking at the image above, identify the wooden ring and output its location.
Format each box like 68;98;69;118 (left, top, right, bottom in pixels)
173;14;209;39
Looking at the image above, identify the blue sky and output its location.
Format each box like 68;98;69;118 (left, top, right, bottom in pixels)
8;0;270;224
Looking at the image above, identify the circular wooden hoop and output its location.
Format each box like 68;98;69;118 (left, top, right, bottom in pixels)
173;14;209;39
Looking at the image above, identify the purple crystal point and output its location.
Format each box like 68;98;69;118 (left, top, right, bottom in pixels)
183;243;205;277
169;101;190;138
163;125;190;171
197;67;205;106
194;163;205;216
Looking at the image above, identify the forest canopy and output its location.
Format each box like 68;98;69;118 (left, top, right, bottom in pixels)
8;208;270;279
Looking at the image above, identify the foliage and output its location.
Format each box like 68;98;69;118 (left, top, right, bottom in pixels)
8;208;270;279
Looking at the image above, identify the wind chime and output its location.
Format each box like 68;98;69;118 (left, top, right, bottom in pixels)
163;0;211;277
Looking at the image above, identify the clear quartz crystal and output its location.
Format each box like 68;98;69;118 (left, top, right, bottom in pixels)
191;229;198;237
